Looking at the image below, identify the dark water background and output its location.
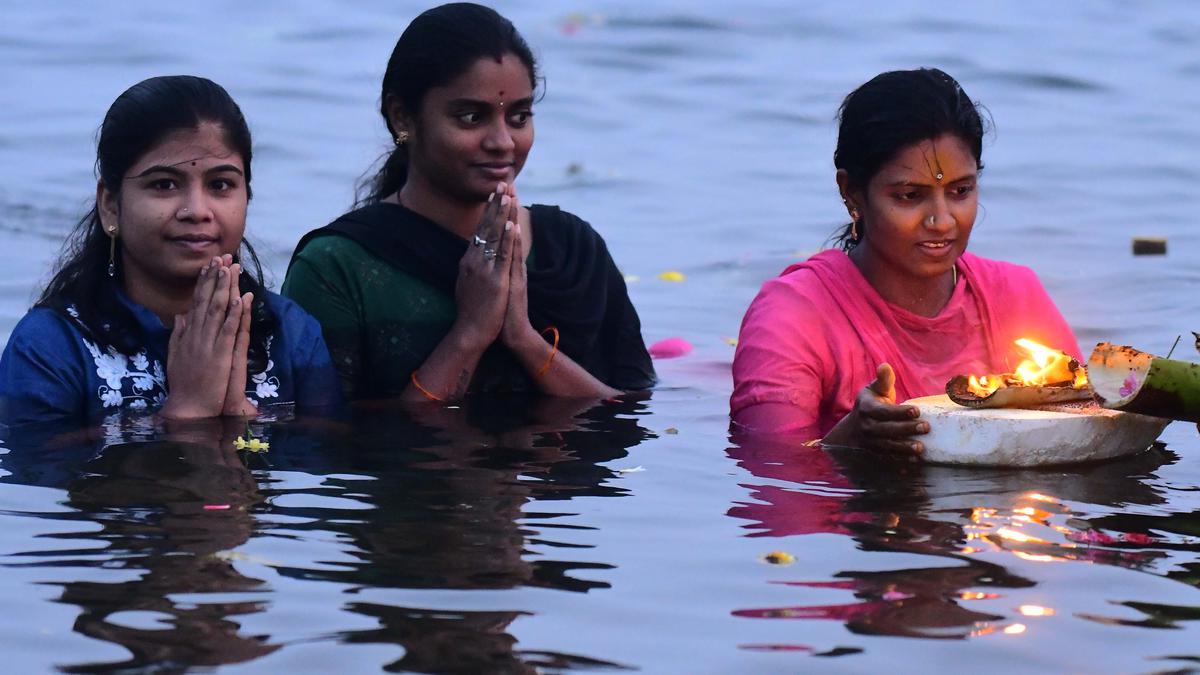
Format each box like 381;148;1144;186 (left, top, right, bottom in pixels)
3;2;1200;672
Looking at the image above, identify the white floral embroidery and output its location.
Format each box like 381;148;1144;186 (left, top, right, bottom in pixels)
100;388;123;407
248;336;280;401
94;350;128;390
250;360;275;384
70;304;168;412
66;304;288;416
131;375;155;392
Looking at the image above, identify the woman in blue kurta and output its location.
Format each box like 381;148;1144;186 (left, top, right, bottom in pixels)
0;76;339;427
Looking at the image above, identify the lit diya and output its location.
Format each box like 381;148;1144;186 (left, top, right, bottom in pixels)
904;338;1169;467
945;338;1092;408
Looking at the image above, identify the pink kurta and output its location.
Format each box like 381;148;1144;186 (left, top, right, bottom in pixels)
730;250;1081;438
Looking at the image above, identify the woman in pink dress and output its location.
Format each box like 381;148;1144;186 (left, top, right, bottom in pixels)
731;69;1079;453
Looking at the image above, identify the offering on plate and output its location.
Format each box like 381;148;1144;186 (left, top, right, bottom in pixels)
906;394;1168;467
905;339;1169;467
945;338;1093;409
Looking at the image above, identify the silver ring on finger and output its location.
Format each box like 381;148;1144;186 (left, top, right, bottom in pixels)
473;235;487;247
484;248;497;260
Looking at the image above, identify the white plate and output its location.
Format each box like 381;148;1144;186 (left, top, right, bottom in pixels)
906;394;1170;467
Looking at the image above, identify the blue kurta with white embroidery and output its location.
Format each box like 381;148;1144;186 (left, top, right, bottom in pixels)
0;290;341;427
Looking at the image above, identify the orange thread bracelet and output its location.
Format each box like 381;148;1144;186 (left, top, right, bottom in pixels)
410;371;444;402
535;326;560;379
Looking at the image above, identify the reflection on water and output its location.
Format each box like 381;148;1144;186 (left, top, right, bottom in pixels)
0;398;651;673
336;603;637;674
726;433;1200;651
13;437;273;672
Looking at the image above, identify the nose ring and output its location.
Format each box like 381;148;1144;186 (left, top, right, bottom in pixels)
927;215;937;227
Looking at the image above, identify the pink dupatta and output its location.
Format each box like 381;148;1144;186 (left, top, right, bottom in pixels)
731;250;1080;437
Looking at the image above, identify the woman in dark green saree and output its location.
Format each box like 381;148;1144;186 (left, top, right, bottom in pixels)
283;3;654;403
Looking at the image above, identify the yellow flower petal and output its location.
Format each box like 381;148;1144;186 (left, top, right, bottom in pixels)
234;436;270;452
657;270;686;282
762;551;796;565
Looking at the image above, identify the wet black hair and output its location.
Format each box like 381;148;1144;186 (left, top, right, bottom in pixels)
832;68;988;251
37;75;276;373
359;2;539;204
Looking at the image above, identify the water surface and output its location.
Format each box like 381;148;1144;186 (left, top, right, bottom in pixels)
3;2;1200;672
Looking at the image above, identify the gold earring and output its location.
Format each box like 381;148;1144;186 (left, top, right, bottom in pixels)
107;226;117;278
394;131;409;146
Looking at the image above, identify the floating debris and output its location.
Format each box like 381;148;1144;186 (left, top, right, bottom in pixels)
723;337;738;347
203;504;231;511
1132;237;1167;255
762;550;795;565
664;427;678;435
214;550;282;566
623;274;640;283
814;647;865;658
657;270;686;282
615;465;645;474
649;337;693;359
559;12;606;35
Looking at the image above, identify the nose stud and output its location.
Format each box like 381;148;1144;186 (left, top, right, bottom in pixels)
927;215;937;227
178;207;190;218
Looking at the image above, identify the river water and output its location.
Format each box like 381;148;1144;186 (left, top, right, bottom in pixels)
2;1;1200;672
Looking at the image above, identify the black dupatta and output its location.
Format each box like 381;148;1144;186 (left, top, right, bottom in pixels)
289;202;655;393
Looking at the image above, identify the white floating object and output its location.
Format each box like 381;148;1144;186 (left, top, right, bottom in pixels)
906;394;1169;467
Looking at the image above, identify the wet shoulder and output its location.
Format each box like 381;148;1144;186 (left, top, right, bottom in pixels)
530;204;605;244
960;252;1042;292
5;306;85;350
263;291;320;331
292;233;377;267
755;262;837;321
287;231;439;298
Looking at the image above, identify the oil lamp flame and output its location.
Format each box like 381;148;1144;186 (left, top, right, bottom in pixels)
965;338;1089;398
